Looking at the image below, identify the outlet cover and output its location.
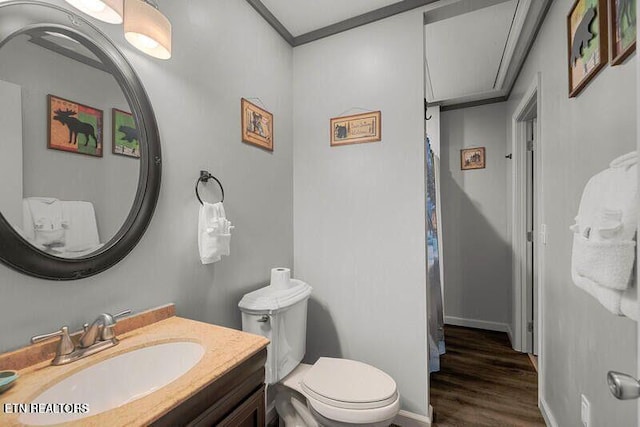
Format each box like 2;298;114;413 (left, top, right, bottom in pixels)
581;394;591;427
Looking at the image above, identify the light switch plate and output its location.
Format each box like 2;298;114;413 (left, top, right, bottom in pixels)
581;394;590;427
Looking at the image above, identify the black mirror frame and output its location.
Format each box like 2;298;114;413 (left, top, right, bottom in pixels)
0;1;161;280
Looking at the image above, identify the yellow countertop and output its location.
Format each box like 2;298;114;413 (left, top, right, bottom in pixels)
0;316;269;426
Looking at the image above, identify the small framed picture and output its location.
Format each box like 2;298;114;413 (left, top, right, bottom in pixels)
330;111;381;146
48;95;103;157
567;0;608;97
112;109;140;158
609;0;636;65
241;98;273;151
460;147;486;170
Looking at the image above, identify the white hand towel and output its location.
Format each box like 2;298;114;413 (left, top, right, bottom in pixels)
198;202;233;264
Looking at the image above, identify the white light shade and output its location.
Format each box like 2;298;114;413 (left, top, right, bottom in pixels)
124;0;171;60
64;0;123;24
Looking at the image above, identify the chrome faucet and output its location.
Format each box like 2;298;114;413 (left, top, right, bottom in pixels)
79;310;130;348
31;310;131;366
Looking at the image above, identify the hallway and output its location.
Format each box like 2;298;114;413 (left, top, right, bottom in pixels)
430;326;544;426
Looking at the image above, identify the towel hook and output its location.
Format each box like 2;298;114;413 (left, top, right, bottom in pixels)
195;170;224;205
424;99;432;121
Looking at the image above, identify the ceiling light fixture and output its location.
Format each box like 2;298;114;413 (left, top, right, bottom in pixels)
64;0;123;24
124;0;172;60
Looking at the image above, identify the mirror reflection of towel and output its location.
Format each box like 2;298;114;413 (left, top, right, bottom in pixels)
25;197;66;247
22;198;101;255
60;201;100;251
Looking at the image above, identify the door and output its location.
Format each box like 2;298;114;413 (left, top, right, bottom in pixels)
525;118;537;355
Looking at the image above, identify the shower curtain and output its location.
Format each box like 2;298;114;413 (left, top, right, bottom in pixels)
426;135;445;373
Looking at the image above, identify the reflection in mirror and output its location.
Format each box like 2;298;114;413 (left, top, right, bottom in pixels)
0;30;139;258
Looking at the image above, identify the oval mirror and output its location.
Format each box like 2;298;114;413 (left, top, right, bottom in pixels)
0;1;161;280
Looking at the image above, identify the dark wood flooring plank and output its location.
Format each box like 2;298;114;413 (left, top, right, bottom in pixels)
430;326;545;427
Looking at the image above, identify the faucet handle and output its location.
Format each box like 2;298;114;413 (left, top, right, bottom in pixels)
99;310;132;341
31;326;75;357
113;310;132;320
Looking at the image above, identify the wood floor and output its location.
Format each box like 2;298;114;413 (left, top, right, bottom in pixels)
429;326;545;427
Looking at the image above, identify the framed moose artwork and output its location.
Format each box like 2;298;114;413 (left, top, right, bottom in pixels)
48;95;103;157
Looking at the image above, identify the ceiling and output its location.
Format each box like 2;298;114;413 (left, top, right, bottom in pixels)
259;0;402;37
424;0;552;108
246;0;551;108
425;1;517;101
245;0;442;45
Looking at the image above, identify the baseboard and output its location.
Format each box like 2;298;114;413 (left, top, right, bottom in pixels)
506;324;514;346
539;398;558;427
445;316;510;333
393;407;432;427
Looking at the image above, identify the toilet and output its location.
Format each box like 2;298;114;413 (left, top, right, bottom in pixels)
238;271;400;427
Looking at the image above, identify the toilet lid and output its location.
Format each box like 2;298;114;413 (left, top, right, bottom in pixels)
301;358;398;410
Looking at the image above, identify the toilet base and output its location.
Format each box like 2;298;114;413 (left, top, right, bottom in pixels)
275;384;318;427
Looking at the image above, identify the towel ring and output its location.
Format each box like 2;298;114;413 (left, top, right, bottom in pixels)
195;170;224;205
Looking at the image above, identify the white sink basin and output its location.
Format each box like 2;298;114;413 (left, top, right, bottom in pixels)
20;341;205;425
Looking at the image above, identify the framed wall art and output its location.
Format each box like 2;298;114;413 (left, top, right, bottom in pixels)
460;147;486;170
48;95;103;157
112;108;140;158
567;0;608;97
330;111;381;146
609;0;636;65
241;98;273;151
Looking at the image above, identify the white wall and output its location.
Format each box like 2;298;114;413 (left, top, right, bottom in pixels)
0;0;294;354
507;0;638;425
0;79;22;228
292;11;428;416
0;36;135;241
440;103;511;329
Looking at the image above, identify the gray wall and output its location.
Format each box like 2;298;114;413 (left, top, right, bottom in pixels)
440;103;511;329
292;11;428;416
507;0;638;425
0;79;22;228
0;36;135;241
0;0;294;354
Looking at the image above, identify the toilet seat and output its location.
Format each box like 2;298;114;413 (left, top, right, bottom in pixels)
300;357;400;424
301;357;398;409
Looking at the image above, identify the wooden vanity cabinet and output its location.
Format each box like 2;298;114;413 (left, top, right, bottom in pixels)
151;348;267;427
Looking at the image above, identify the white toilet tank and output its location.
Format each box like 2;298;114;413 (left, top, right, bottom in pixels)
238;279;312;384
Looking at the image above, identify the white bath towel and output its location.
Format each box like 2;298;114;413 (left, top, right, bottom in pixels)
198;202;233;264
572;264;625;316
60;201;101;253
621;285;638;322
570;151;638;293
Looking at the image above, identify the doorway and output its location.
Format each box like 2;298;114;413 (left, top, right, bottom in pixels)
511;73;543;363
525;117;537;357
